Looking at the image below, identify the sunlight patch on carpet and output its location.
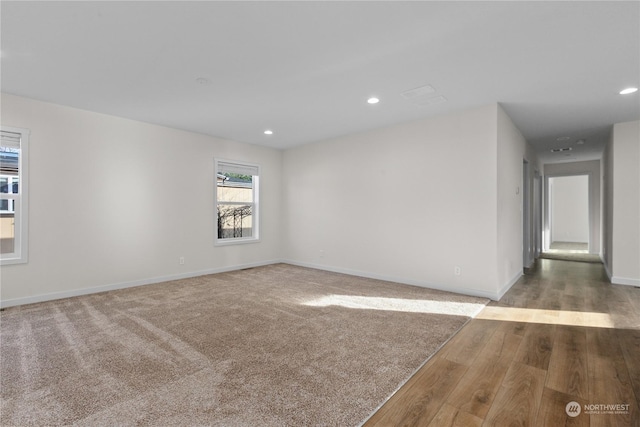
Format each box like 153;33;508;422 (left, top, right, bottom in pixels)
302;295;486;317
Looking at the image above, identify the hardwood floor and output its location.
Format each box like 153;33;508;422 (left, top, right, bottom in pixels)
363;259;640;426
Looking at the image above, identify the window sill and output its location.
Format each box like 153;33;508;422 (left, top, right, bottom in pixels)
214;237;260;246
1;255;28;266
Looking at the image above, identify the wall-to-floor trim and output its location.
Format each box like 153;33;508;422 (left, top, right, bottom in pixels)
497;270;523;301
611;276;640;287
283;259;501;300
0;260;282;308
2;259;533;309
601;258;639;286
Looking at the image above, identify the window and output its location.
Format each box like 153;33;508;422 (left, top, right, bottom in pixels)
1;127;29;265
215;159;259;244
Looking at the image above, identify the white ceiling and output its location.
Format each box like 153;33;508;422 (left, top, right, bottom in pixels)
1;1;638;163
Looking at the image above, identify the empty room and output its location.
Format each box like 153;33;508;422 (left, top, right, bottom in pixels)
1;1;639;426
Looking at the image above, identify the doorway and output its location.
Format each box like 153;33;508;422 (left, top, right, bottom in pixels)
548;175;589;253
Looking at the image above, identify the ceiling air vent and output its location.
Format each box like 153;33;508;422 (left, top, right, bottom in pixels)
415;95;447;106
400;85;447;106
401;84;446;107
550;147;572;153
401;85;435;100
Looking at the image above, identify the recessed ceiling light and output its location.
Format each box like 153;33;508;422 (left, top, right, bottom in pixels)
264;130;273;135
367;97;380;104
620;87;638;95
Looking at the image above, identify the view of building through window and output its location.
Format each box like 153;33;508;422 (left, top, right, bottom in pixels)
217;173;253;239
215;160;259;242
0;144;20;256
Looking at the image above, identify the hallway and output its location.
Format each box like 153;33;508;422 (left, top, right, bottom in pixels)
364;259;640;426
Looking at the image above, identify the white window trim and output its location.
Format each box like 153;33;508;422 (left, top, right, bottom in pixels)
214;158;260;246
1;126;29;265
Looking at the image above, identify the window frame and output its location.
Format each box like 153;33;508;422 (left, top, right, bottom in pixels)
214;158;260;246
1;126;29;265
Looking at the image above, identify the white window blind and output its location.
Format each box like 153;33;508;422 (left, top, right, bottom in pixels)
1;131;22;149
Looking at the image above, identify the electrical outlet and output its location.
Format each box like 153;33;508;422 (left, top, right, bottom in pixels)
454;266;461;276
179;257;185;265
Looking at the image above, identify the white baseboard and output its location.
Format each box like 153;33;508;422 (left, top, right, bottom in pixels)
2;260;533;309
283;259;501;301
497;271;523;300
601;259;639;286
0;259;282;308
611;276;640;287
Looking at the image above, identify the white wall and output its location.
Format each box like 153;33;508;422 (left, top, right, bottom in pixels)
544;160;601;255
0;94;557;304
496;105;539;283
605;120;640;285
0;94;283;306
550;175;589;243
283;104;533;300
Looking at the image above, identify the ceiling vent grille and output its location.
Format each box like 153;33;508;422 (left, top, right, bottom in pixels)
413;95;447;106
401;85;435;100
400;85;446;107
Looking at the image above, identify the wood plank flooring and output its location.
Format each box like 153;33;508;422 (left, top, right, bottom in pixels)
363;259;640;426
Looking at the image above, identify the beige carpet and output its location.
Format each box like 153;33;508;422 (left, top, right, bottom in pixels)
1;264;488;426
542;242;601;263
548;241;589;251
539;252;602;263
